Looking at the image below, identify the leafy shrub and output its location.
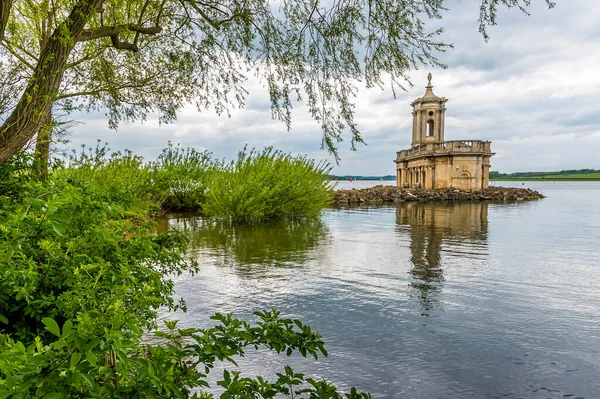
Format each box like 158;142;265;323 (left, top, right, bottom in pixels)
148;143;216;211
55;143;333;221
0;311;371;398
56;142;154;214
203;147;333;224
0;151;40;213
0;179;191;342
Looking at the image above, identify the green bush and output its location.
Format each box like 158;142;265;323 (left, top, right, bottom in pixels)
56;142;154;214
0;178;191;342
0;151;40;213
203;147;333;224
148;143;216;211
54;143;333;221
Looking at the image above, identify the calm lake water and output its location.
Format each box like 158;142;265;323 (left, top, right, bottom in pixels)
159;181;600;398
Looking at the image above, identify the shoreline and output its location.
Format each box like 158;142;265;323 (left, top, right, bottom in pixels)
332;185;544;204
491;178;600;182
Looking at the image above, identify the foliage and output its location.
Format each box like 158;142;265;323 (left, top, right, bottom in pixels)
56;142;154;212
57;143;333;220
0;151;39;212
0;0;556;164
0;310;371;398
0;157;370;398
0;170;191;342
204;147;333;224
149;143;217;211
56;141;216;212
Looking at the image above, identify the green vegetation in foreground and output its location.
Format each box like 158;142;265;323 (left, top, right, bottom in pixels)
56;142;333;224
490;169;600;181
0;150;369;398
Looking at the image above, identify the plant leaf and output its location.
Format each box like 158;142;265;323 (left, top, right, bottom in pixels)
51;221;65;237
42;317;61;337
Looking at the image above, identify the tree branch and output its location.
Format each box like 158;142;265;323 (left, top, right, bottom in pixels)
0;0;13;43
77;24;161;52
1;39;36;70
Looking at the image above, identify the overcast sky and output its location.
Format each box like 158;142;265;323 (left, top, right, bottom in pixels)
65;0;600;175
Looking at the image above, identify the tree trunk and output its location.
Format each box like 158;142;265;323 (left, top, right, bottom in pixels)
0;0;102;165
0;0;13;43
34;110;53;179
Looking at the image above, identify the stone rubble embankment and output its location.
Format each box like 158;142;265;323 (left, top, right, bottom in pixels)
332;185;545;204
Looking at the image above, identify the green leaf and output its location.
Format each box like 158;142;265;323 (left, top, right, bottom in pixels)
42;317;61;337
80;373;95;389
86;350;98;365
51;221;65;237
62;319;73;336
70;352;81;368
0;314;8;324
48;213;69;222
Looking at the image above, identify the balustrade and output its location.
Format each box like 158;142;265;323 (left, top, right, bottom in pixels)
396;140;492;161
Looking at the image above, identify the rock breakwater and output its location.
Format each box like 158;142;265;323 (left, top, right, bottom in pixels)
332;185;544;204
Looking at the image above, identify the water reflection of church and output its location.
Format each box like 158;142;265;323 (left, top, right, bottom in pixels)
396;202;489;312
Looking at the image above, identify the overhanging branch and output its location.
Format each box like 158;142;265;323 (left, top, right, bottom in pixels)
77;24;162;52
0;0;13;43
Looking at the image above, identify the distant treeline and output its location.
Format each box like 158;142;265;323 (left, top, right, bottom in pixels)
329;175;396;181
490;169;600;180
330;169;600;181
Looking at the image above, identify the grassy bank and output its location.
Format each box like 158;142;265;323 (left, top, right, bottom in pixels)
492;174;600;181
490;169;600;181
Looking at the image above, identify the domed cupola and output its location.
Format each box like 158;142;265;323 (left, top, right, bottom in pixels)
410;73;448;146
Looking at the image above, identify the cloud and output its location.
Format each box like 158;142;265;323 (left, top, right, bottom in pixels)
62;0;600;175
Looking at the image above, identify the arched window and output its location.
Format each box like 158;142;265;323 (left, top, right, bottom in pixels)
427;120;434;136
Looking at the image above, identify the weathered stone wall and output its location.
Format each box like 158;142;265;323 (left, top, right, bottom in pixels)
332;185;544;204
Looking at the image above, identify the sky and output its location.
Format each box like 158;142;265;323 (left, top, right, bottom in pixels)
64;0;600;175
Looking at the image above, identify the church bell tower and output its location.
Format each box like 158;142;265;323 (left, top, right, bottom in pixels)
411;73;448;147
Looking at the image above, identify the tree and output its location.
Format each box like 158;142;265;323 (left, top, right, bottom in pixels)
0;0;555;165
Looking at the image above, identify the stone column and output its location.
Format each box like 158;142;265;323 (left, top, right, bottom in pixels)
436;106;442;140
414;109;421;146
411;111;416;144
440;107;446;142
427;165;435;189
483;162;490;188
447;157;453;188
421;112;427;143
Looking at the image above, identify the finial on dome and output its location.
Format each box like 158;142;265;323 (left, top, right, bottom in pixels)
427;72;432;87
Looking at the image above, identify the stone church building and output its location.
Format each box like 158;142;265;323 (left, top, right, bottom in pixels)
395;74;494;190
